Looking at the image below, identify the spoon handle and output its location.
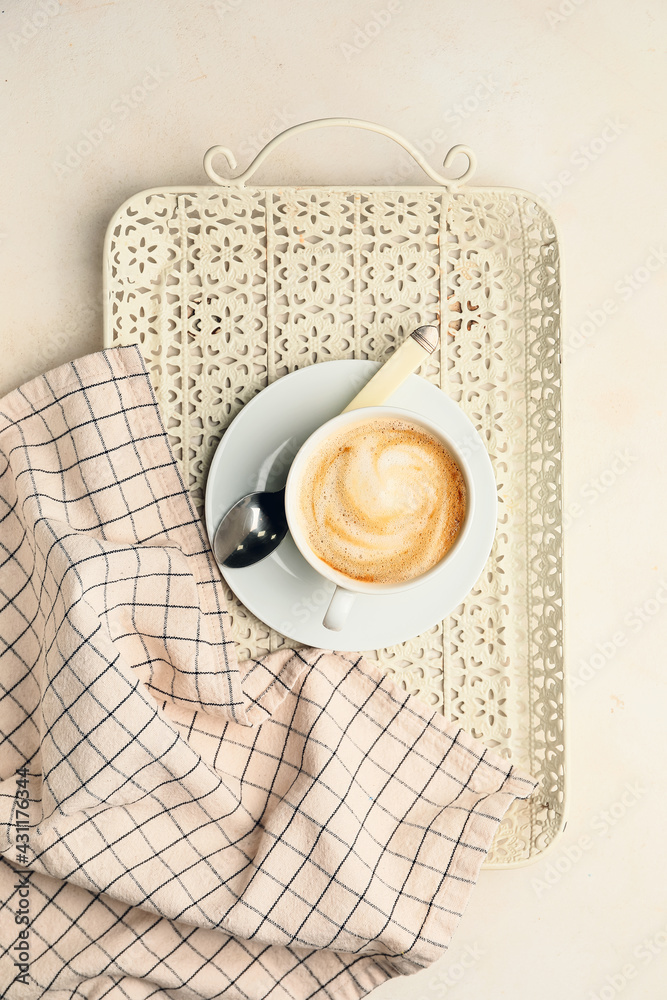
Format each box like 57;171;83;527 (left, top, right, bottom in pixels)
341;326;439;413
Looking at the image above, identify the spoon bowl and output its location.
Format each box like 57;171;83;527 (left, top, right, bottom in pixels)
213;486;287;568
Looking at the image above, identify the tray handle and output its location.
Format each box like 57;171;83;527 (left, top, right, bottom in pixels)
203;117;476;189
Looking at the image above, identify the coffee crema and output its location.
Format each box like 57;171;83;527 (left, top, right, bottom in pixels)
297;417;466;584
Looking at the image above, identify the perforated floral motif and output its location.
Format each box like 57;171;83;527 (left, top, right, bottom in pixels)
105;184;563;866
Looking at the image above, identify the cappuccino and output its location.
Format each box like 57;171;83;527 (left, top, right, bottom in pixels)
297;417;466;584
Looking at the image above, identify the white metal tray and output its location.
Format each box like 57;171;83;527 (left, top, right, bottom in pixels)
103;118;564;867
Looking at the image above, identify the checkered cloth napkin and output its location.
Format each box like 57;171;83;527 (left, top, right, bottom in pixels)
0;346;537;1000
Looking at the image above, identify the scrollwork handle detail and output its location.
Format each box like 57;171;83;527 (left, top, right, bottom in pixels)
203;117;476;189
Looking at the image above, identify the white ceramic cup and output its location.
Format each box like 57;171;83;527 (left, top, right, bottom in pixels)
284;405;475;631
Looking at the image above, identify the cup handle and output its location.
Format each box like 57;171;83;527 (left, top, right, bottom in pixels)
323;587;356;631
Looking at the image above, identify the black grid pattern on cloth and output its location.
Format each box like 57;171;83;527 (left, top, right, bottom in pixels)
0;346;537;1000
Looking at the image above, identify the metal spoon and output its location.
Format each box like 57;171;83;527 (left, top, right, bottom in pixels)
212;325;439;568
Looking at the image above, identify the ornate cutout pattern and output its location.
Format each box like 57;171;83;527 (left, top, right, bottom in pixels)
105;185;563;866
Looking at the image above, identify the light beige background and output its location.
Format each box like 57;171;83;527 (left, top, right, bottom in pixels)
2;1;666;997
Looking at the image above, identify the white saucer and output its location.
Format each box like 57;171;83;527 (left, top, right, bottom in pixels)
204;361;497;650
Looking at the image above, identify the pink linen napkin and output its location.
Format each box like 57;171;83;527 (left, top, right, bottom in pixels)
0;345;537;999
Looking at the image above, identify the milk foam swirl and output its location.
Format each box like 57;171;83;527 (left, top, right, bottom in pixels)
298;418;466;584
